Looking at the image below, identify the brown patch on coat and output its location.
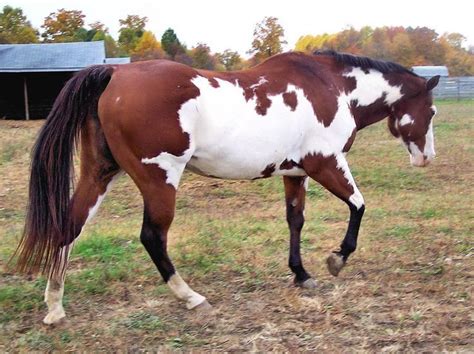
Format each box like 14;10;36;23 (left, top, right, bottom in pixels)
197;53;344;124
282;91;298;111
261;163;276;178
301;153;355;201
208;77;220;88
280;159;301;170
350;95;391;130
255;89;272;115
343;128;357;153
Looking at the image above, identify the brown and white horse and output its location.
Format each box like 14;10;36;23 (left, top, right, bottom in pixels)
14;50;439;324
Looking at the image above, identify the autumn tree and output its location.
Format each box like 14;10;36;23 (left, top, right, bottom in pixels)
294;25;474;75
85;28;118;58
216;49;243;71
41;8;85;42
0;5;38;43
131;31;165;61
118;14;148;54
249;16;287;61
161;28;185;59
189;43;216;69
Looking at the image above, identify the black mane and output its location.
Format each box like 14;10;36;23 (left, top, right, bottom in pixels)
314;50;417;76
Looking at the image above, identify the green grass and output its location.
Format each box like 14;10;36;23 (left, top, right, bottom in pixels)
121;311;165;331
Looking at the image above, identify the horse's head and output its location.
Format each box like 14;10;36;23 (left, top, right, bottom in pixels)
388;75;440;167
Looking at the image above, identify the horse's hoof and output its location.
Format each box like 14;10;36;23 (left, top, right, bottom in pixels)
326;253;345;277
193;299;212;312
295;278;318;289
43;309;66;325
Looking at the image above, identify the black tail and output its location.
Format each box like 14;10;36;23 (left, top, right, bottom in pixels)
13;65;113;276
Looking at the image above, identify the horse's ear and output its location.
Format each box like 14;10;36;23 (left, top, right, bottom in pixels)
426;75;440;91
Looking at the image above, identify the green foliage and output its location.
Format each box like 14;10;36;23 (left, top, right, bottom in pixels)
295;25;474;75
189;43;216;69
0;5;38;43
216;49;243;71
118;14;148;54
161;28;185;59
41;8;85;42
249;16;287;61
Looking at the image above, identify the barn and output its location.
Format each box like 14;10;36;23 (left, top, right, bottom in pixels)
412;65;449;78
0;41;129;119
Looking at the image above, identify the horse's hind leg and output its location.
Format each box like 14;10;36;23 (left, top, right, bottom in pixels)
283;176;317;289
136;168;209;310
44;121;121;324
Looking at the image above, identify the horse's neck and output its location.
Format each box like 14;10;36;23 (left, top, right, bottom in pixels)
351;99;392;130
340;68;403;130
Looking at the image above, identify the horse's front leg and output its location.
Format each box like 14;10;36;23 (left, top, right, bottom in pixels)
283;176;317;288
303;153;365;276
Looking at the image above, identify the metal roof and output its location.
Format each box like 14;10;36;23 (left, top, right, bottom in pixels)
412;66;449;77
104;57;131;64
0;41;110;72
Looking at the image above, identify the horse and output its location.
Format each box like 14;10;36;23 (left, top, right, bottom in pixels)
13;50;440;324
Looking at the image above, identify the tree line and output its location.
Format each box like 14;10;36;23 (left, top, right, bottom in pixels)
1;5;473;75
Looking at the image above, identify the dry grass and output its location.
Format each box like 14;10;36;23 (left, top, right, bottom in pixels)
0;100;473;351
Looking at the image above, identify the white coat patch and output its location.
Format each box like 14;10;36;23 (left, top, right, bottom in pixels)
140;69;402;183
399;114;414;126
183;77;359;179
344;68;403;106
335;154;364;209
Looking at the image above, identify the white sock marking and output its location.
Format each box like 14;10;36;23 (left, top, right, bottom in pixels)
167;273;206;309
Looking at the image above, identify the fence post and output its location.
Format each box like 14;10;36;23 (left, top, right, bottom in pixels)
457;78;461;101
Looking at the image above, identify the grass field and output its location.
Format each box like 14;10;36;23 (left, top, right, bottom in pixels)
0;100;473;351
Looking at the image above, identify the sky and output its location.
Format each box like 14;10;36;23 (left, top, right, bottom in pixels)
6;0;474;56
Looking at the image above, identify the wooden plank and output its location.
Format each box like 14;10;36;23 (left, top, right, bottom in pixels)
23;76;30;120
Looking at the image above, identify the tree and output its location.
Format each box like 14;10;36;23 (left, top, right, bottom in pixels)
189;43;216;69
444;32;466;49
161;28;185;59
118;15;148;54
294;33;336;52
389;32;417;67
131;31;165;61
41;8;85;42
294;26;474;75
89;21;108;33
0;5;38;43
249;16;287;61
216;49;243;71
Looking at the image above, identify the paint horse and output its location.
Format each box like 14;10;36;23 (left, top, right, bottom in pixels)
14;50;439;324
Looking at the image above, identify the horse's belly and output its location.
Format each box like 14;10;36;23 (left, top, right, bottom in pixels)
186;147;306;180
183;77;315;179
